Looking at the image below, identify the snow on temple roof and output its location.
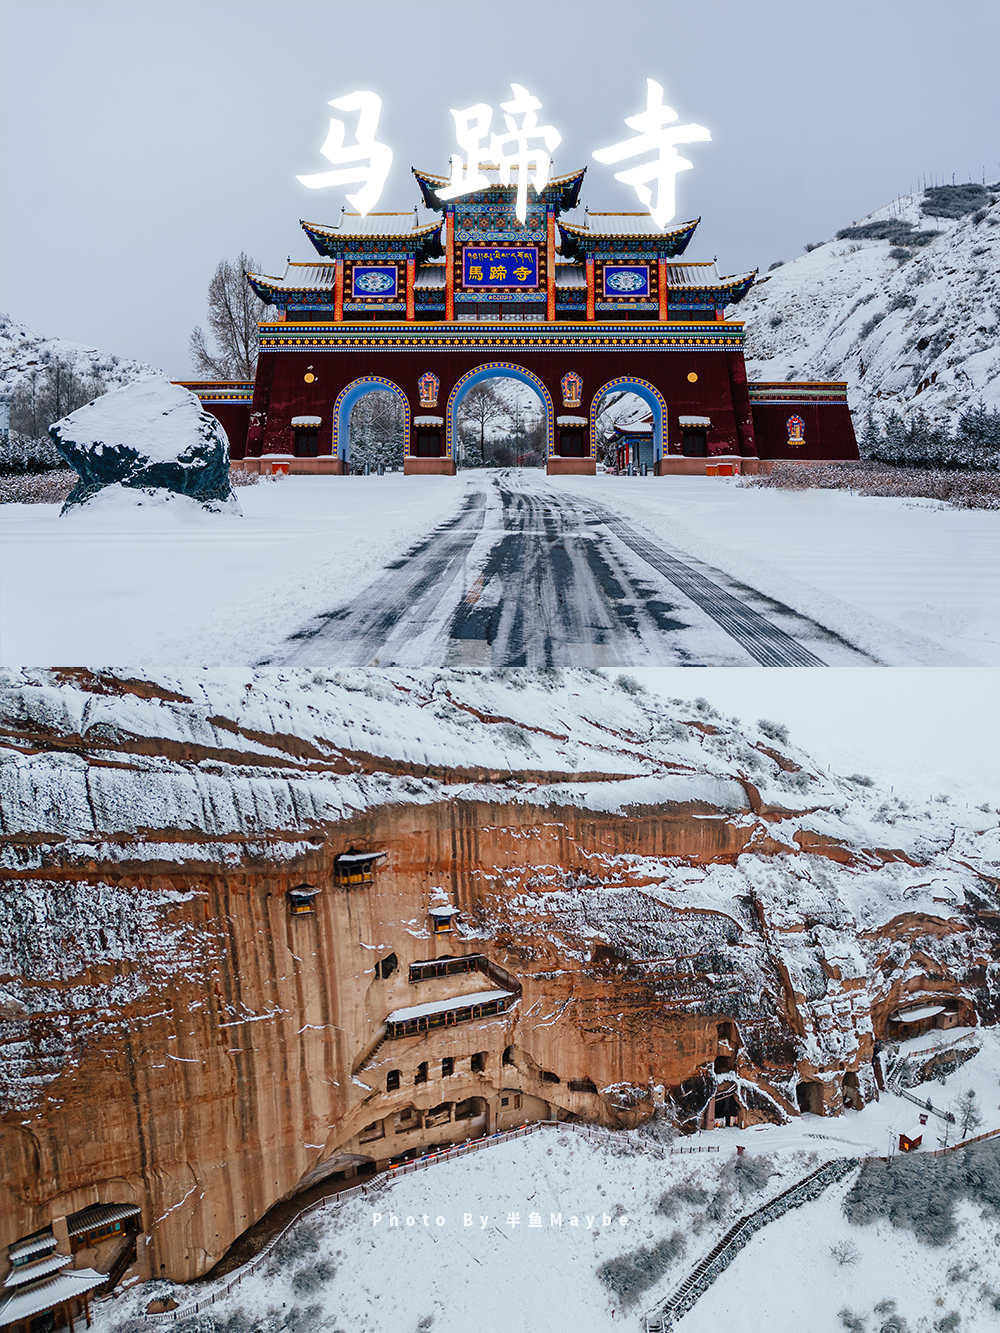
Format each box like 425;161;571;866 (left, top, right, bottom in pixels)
0;1269;106;1324
7;1234;56;1264
67;1201;142;1236
414;264;447;289
247;263;336;292
303;211;442;238
4;1253;68;1289
561;212;700;238
386;989;514;1024
413;165;586;190
555;265;586;288
892;1003;947;1022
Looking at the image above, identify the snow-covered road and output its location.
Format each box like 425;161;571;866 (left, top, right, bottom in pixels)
268;472;876;668
1;470;995;667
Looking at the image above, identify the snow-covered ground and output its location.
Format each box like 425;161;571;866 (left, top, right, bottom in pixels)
2;471;997;667
0;473;477;666
563;474;1000;667
97;1032;1000;1333
733;186;1000;433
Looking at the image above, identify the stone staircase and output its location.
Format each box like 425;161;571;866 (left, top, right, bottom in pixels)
643;1156;859;1331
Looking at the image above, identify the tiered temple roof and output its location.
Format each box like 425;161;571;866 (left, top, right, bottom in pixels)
248;166;755;320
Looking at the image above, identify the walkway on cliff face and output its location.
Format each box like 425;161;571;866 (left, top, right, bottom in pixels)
264;472;876;668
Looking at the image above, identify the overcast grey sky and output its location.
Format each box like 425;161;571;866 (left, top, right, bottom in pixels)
1;0;997;376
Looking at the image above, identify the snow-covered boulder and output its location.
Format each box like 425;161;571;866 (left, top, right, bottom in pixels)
50;376;238;514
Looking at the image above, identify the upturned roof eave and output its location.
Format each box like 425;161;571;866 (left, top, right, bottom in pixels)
558;216;700;242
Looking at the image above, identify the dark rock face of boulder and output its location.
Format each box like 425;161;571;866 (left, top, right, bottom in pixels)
50;377;237;513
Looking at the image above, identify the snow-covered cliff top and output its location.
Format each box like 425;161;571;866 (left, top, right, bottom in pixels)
1;669;996;932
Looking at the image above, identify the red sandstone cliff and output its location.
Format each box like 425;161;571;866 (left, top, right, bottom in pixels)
1;669;996;1283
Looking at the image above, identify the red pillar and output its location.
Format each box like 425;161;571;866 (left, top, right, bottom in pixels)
445;210;455;321
406;254;415;321
334;259;344;322
586;255;595;321
658;257;669;322
547;209;556;322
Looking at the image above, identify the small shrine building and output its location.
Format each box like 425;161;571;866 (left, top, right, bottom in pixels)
180;165;857;476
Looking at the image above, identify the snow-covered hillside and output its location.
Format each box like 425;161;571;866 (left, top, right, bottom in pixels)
733;185;1000;432
0;312;160;398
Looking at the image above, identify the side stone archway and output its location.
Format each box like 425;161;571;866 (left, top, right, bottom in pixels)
333;376;411;470
590;376;668;470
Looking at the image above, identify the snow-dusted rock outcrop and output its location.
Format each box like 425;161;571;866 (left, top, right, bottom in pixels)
50;377;238;513
733;184;1000;432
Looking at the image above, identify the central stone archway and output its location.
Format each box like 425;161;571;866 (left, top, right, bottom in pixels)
446;362;555;463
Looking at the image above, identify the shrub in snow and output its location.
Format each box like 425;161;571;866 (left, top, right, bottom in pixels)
757;718;789;745
921;183;991;219
656;1182;709;1217
843;1142;1000;1246
836;219;939;247
849;774;875;787
769;314;784;328
767;260;784;270
291;1258;336;1295
839;1309;867;1332
860;313;886;339
615;673;645;695
890;292;916;310
596;1229;686;1304
934;1315;961;1331
720;1152;776;1198
890;248;913;262
0;470;76;505
50;377;238;514
831;1239;861;1265
804;241;824;252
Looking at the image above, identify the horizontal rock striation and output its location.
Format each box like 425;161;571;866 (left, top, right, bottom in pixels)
1;668;996;1282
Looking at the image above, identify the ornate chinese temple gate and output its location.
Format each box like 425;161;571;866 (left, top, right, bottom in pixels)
180;164;858;475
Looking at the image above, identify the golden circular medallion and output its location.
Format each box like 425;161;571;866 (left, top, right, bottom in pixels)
304;372;316;383
687;372;698;383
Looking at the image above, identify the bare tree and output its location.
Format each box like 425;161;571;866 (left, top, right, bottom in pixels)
4;356;105;472
190;252;273;379
953;1088;982;1139
456;383;509;465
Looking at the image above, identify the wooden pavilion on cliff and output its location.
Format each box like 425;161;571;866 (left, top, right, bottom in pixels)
177;164;858;476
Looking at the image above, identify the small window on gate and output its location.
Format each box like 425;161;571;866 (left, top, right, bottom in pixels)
295;430;319;457
681;429;707;457
560;431;586;458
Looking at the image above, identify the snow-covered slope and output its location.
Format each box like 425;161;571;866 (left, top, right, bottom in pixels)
0;311;160;397
733;187;1000;431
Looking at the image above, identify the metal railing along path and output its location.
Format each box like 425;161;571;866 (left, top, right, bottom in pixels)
136;1119;609;1321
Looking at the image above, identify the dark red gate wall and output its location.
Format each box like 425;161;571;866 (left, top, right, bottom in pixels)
249;345;759;459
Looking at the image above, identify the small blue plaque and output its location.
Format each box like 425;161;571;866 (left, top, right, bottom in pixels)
603;265;650;298
352;265;398;298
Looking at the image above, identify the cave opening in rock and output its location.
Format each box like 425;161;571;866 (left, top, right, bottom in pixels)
796;1080;824;1114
